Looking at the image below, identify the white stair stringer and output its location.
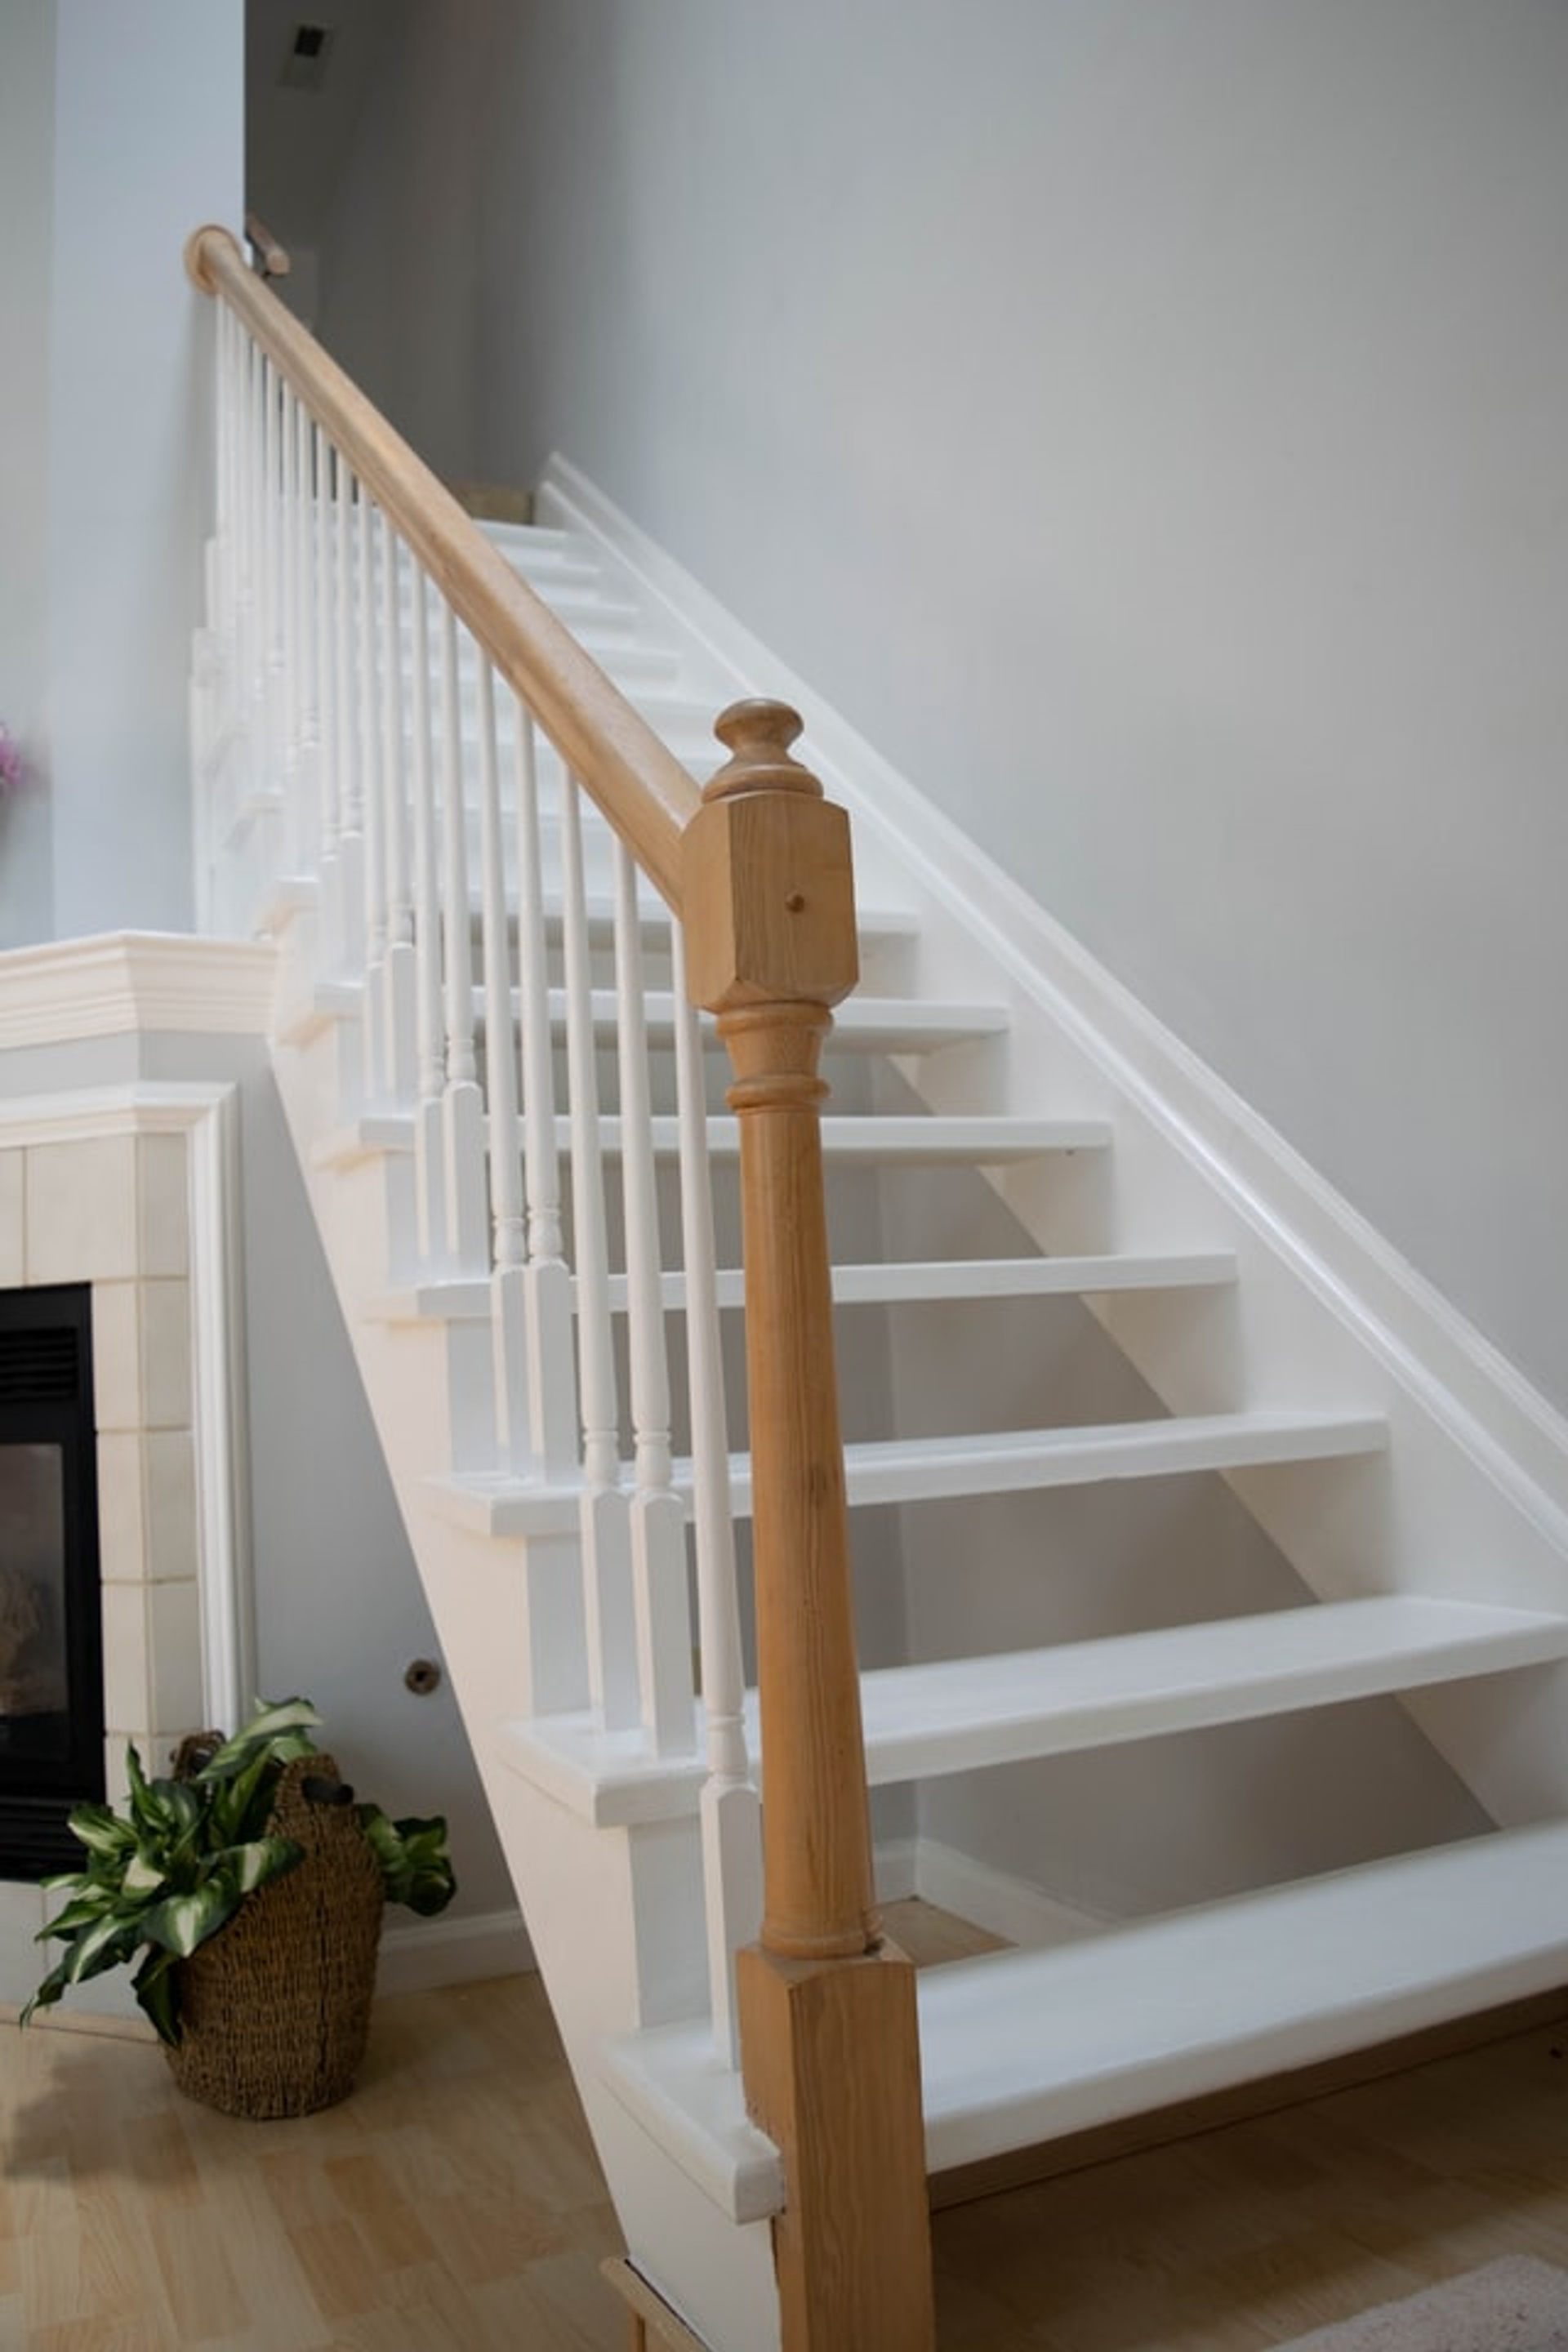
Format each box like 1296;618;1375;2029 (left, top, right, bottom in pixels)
218;483;1568;2352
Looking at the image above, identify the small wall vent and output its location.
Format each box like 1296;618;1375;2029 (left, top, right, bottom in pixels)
280;21;335;91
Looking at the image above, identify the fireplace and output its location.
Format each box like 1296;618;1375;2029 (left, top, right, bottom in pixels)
0;1283;105;1875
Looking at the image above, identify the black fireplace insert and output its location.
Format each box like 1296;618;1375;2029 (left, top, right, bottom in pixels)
0;1285;105;1878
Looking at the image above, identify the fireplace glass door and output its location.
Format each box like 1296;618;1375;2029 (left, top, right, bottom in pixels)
0;1287;105;1876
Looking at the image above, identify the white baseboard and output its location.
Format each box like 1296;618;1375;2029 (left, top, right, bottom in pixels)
912;1839;1111;1952
875;1834;1109;1952
375;1905;535;1997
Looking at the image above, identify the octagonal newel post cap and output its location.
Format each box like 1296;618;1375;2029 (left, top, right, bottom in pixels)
704;699;824;804
684;701;858;1014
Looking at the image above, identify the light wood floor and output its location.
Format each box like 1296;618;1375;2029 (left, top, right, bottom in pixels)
4;1909;1568;2350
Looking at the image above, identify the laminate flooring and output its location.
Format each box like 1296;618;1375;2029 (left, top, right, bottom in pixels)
4;1905;1568;2350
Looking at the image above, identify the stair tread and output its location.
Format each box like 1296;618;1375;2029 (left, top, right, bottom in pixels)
915;1816;1568;2169
517;987;1014;1051
316;1109;1111;1170
501;1594;1568;1827
600;1818;1568;2219
436;1406;1388;1539
367;1250;1241;1325
297;976;1013;1054
855;1593;1568;1780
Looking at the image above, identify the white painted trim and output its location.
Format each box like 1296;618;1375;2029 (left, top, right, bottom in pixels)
873;1836;919;1904
0;1081;255;1746
375;1904;534;1995
877;1833;1111;1951
0;932;275;1049
538;453;1568;1542
186;1085;256;1731
911;1838;1114;1952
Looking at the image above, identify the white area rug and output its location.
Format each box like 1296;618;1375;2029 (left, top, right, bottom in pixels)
1273;2257;1568;2350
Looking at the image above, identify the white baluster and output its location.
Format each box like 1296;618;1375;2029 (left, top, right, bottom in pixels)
408;561;446;1277
380;515;416;1104
261;356;286;826
671;922;762;2063
232;335;261;820
313;425;339;901
358;491;386;1100
436;608;488;1274
331;461;364;973
276;370;296;800
614;842;695;1756
513;702;576;1481
285;391;315;878
476;653;528;1478
561;773;636;1727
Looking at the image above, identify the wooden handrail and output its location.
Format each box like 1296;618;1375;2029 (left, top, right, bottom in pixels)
185;223;698;907
243;211;291;278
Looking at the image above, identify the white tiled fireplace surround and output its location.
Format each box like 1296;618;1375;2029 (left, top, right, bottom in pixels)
0;940;266;2020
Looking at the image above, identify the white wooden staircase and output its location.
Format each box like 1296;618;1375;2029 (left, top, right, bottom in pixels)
188;235;1568;2352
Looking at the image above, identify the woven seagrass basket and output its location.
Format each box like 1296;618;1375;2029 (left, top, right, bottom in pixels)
165;1755;384;2118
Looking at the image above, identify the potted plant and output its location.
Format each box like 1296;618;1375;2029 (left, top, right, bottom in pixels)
24;1697;457;2115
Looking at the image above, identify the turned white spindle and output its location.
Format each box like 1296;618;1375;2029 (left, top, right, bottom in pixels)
262;359;289;858
290;394;319;875
232;336;260;808
512;703;575;1481
312;425;339;885
408;559;448;1275
613;842;695;1756
474;653;534;1463
670;921;760;2064
275;377;301;853
561;772;636;1727
435;607;488;1274
331;455;363;973
380;514;415;1103
358;489;385;998
212;304;235;633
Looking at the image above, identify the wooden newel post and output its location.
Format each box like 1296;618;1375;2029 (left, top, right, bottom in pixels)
684;702;935;2352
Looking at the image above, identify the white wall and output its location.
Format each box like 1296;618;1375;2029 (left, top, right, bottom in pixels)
0;0;243;948
304;0;1568;1422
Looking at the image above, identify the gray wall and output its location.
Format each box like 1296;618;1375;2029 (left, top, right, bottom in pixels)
0;0;60;940
0;0;243;948
311;0;1568;1422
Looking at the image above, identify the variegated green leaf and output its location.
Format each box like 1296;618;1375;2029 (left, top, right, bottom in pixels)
140;1881;239;1958
122;1851;168;1898
225;1834;303;1895
60;1908;139;1986
65;1802;136;1859
38;1890;117;1941
198;1699;322;1784
131;1948;182;2047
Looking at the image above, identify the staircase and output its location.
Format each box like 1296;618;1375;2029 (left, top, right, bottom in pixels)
188;233;1568;2352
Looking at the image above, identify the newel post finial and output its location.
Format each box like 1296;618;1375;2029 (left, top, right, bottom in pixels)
705;698;822;804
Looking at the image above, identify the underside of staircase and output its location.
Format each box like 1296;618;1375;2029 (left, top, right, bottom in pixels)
189;238;1568;2352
